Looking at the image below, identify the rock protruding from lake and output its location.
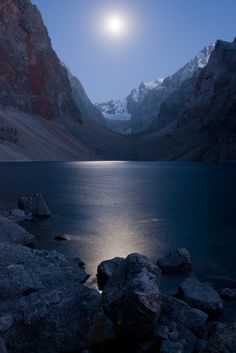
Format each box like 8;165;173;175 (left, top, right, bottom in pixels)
157;247;192;273
102;253;162;338
97;257;124;290
179;277;223;316
18;192;51;218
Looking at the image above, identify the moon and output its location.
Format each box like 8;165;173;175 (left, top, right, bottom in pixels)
106;15;125;36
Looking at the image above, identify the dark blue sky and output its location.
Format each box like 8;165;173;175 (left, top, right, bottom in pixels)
33;0;236;103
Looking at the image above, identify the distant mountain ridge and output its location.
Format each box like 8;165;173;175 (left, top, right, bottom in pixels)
96;44;215;134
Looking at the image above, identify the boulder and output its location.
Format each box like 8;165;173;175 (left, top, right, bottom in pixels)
102;253;162;339
179;278;223;316
220;288;236;301
2;285;115;353
157;248;192;273
160;294;208;336
0;239;114;352
18;193;51;218
0;215;34;245
97;257;124;290
203;323;236;353
9;209;32;222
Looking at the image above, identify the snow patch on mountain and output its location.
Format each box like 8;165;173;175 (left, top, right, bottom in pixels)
96;44;215;124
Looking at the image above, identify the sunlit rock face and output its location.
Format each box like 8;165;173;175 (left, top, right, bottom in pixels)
0;0;80;119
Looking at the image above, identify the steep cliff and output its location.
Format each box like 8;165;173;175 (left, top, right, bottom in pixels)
0;0;81;120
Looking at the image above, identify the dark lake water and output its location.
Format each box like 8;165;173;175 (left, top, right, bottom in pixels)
0;161;236;318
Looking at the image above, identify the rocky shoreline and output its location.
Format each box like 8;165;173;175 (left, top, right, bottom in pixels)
0;200;235;353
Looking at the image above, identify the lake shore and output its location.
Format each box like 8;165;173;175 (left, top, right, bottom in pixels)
0;211;235;353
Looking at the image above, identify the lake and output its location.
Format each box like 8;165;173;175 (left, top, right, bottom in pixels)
0;161;236;316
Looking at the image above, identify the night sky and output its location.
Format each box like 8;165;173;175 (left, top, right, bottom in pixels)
33;0;236;102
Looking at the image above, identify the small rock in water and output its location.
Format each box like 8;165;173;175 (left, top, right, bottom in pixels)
220;288;236;301
157;248;192;273
54;235;70;241
179;277;223;316
18;192;51;218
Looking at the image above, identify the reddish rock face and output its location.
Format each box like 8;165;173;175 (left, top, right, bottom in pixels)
0;0;81;120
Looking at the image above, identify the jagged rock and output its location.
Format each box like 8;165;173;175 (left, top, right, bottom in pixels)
97;257;124;290
160;294;208;336
18;193;51;218
0;215;34;245
102;253;162;339
220;288;236;301
157;248;192;273
203;323;236;353
179;278;223;316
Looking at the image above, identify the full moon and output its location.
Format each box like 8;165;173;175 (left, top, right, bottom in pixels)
106;15;124;35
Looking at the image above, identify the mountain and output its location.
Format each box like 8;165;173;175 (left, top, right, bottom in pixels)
0;0;133;161
96;45;215;134
134;38;236;162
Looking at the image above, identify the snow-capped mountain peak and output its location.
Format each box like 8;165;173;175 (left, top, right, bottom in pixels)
96;43;215;126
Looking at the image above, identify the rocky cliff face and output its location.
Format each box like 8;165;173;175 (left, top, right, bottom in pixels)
0;0;134;161
135;38;236;162
0;0;80;119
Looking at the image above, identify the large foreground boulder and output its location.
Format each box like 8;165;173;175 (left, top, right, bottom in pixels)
102;253;162;339
179;278;223;316
18;193;51;218
157;248;192;273
97;257;124;290
0;230;114;352
204;323;236;353
2;285;115;353
0;215;34;245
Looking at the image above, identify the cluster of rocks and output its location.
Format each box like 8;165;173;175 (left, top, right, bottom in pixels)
0;213;235;353
7;193;51;223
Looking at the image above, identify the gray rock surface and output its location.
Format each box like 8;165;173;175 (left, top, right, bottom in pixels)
157;248;192;273
0;215;34;245
204;323;236;353
9;209;32;222
18;193;51;218
179;277;223;316
97;257;124;290
102;253;162;338
0;214;114;353
160;294;208;336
